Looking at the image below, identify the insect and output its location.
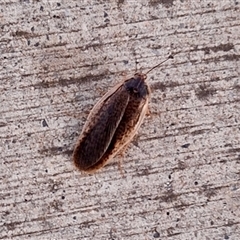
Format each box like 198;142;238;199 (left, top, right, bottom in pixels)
73;55;174;173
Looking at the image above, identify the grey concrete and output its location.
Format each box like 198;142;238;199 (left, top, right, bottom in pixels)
0;0;240;239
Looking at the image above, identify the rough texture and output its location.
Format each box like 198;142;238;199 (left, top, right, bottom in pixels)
1;0;240;239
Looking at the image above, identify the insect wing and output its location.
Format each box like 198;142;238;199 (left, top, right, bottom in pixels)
73;85;130;170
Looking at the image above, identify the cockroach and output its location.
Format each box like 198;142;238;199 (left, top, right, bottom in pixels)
73;55;174;173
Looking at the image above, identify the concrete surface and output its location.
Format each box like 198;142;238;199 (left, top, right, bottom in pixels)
0;0;240;239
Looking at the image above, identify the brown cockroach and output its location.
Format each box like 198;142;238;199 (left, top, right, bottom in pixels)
73;55;174;173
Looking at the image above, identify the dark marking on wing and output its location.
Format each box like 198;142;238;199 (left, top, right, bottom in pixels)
73;85;130;170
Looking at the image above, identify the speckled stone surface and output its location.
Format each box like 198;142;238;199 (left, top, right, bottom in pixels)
1;0;240;239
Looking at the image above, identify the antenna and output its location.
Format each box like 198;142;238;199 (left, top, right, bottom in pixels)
144;54;174;75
